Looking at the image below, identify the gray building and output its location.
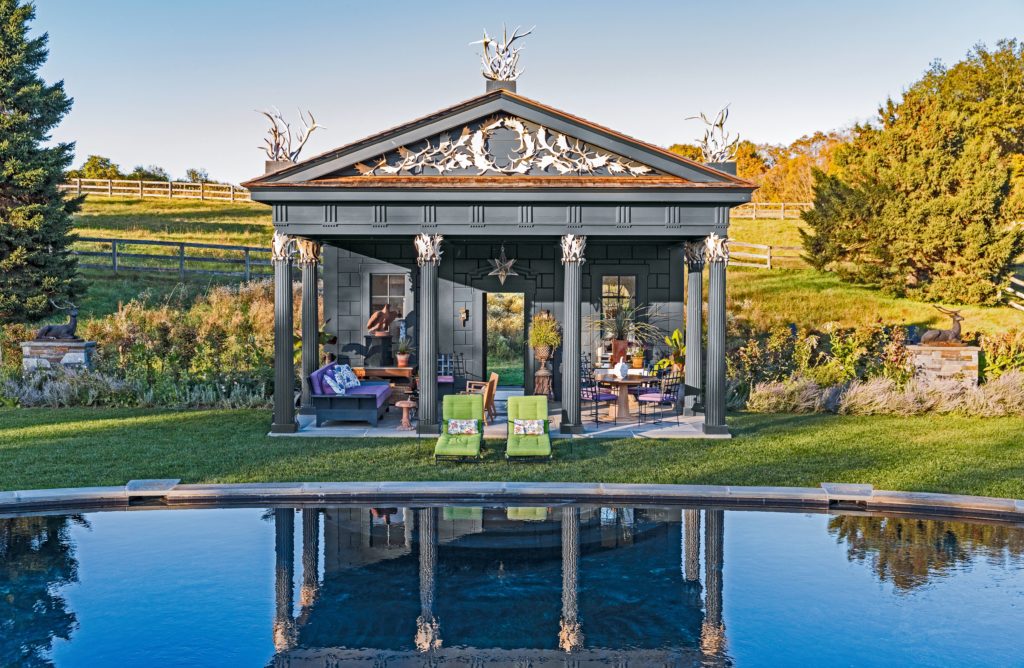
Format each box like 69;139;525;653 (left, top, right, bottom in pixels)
246;83;754;435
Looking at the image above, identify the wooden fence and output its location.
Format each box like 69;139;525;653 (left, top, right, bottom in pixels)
729;241;804;269
59;178;251;202
1006;274;1024;312
73;236;272;280
732;202;812;219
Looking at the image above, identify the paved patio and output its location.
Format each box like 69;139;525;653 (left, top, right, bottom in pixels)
277;388;728;440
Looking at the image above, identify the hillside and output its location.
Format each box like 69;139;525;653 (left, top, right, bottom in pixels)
70;197;1022;332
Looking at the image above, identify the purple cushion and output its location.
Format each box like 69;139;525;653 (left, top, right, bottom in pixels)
638;393;674;403
310;364;334;395
438;375;454;384
582;390;617;401
347;383;392;408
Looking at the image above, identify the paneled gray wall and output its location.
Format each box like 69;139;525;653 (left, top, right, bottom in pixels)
323;237;686;398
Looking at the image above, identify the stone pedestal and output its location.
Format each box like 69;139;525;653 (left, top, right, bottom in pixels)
20;340;96;372
906;344;981;386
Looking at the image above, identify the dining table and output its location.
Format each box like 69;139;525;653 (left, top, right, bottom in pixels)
594;373;657;421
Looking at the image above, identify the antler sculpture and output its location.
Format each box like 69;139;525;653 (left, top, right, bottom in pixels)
471;25;534;81
258;107;326;162
688;105;740;163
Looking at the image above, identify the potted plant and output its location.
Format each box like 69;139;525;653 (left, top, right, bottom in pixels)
587;304;663;365
528;311;561;396
395;337;414;368
656;328;686;373
628;345;645;369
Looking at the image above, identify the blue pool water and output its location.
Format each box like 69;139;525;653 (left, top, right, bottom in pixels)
2;505;1023;667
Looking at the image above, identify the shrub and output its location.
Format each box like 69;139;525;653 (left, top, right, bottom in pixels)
979;329;1024;380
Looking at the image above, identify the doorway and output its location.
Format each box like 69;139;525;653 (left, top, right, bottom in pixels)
484;292;525;388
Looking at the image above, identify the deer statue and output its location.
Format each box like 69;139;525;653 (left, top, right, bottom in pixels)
920;306;964;344
34;300;80;340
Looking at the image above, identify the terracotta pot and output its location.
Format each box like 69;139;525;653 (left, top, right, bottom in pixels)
610;339;628;365
631;355;644;369
396;353;411;368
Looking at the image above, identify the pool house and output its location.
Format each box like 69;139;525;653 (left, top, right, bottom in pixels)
244;78;754;437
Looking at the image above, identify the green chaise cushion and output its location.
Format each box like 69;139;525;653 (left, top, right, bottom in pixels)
435;433;481;456
443;507;483;520
506;395;552;458
435;394;484;459
507;506;548;521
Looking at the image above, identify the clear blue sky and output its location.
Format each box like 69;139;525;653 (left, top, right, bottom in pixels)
35;0;1023;184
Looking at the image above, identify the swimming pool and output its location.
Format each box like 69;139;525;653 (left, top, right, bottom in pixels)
2;504;1022;666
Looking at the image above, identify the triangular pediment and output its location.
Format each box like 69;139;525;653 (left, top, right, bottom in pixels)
245;90;753;188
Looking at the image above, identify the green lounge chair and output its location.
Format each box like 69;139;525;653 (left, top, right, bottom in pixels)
506;506;549;521
506;395;552;461
443;507;484;521
434;393;484;462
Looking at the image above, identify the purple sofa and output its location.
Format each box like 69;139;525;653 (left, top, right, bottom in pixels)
308;365;392;427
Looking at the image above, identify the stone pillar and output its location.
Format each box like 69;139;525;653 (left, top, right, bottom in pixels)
703;234;729;435
300;508;320;609
296;239;321;416
415;234;443;433
560;235;586;434
271;231;298;433
559;506;584;652
701;509;726;658
416;507;441;652
683;241;705;416
273;508;296;652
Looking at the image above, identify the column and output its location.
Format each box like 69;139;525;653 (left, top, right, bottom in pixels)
415;234;443;433
271;231;298;433
273;508;296;653
296;239;321;415
703;234;729;435
559;506;584;652
701;509;726;658
415;507;441;652
682;509;702;607
300;508;320;610
683;241;705;416
559;234;586;434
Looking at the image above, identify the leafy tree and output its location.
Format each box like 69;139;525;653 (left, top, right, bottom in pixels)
125;164;169;181
802;41;1024;304
756;131;848;202
65;154;123;180
184;167;210;183
667;142;702;161
0;0;82;324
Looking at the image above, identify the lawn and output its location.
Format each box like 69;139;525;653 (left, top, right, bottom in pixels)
2;408;1022;498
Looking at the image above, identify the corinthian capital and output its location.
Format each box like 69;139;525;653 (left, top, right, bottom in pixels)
414;233;444;267
294;238;322;265
270;230;294;262
560;234;586;264
703;233;730;264
683;240;706;267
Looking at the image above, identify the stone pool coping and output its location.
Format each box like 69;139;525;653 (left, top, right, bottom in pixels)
1;480;1022;521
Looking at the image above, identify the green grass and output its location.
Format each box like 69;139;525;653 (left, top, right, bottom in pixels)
728;267;1022;332
74;196;272;246
729;216;806;249
487;362;526;387
2;408;1022;498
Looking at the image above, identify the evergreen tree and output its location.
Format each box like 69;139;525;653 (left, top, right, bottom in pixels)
0;0;81;324
802;41;1024;305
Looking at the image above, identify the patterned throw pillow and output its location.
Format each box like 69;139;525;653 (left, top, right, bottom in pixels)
447;419;478;435
513;419;545;435
334;364;361;389
323;373;346;395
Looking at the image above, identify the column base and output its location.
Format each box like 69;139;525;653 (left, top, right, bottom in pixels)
701;423;730;436
417;421;439;435
683;405;704;417
271;421;299;434
559;412;585;434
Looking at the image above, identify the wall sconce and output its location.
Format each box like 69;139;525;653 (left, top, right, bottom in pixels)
459;307;470;327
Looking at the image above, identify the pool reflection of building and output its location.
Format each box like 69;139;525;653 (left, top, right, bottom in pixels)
270;506;729;666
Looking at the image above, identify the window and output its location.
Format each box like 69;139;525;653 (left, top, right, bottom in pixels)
370;274;407;317
601;275;636;319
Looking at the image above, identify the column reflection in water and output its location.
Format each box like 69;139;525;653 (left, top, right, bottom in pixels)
701;509;726;657
683;509;703;608
299;508;320;612
416;507;441;652
273;508;296;652
559;506;583;653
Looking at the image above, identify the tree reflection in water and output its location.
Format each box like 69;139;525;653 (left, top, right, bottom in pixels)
0;516;84;667
828;515;1024;590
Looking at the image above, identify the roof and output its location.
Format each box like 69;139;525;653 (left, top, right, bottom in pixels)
243;89;756;192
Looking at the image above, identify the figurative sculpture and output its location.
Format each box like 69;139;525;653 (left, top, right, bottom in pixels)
920;306;964;344
34;300;80;340
367;303;398;337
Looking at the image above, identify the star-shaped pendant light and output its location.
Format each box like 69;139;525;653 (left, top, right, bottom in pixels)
488;243;518;285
